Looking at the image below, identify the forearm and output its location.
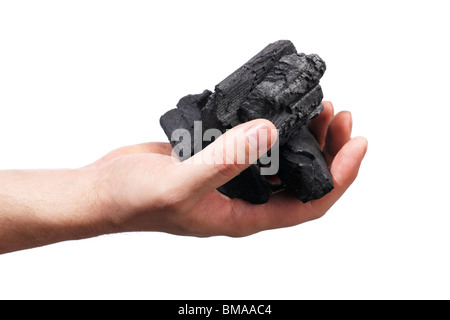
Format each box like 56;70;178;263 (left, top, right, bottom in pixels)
0;168;105;254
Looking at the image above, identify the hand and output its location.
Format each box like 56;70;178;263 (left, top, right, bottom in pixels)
88;101;368;237
0;101;367;254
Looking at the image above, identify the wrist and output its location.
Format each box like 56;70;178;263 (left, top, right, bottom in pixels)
34;168;111;243
0;168;109;253
83;165;124;236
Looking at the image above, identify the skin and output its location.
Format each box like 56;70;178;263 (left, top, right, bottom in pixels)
0;101;367;254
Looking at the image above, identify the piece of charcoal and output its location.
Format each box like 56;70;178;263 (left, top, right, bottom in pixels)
278;126;334;202
238;53;326;145
160;90;212;153
176;89;212;125
201;40;297;131
217;165;271;204
159;40;334;204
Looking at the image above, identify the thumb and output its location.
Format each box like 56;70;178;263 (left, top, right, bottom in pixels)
176;119;278;198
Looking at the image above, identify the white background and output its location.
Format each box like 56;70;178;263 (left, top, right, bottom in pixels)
0;0;449;299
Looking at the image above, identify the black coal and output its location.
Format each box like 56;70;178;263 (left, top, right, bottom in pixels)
160;40;334;204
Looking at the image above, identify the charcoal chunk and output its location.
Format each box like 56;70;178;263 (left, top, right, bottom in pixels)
217;166;270;204
159;40;334;204
202;40;297;130
238;53;326;145
160;108;191;149
279;126;334;202
160;90;212;151
176;89;212;125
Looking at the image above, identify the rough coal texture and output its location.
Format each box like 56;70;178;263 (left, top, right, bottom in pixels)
161;90;212;154
202;40;297;131
279;126;334;202
217;165;270;205
238;53;326;145
160;40;334;204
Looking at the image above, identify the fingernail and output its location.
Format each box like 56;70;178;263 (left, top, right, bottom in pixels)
246;123;274;152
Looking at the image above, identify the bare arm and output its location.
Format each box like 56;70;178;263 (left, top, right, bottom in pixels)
0;169;104;253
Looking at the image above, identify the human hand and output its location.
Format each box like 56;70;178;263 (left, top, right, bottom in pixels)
88;101;368;237
0;101;367;254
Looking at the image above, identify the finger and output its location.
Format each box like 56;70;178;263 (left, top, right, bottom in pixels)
140;142;173;156
309;136;368;216
175;119;278;199
123;142;173;155
324;111;352;166
308;101;334;149
235;136;368;234
330;136;368;190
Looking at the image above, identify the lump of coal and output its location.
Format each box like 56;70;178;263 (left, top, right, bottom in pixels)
160;90;212;156
160;40;334;204
279;126;334;202
238;53;325;145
